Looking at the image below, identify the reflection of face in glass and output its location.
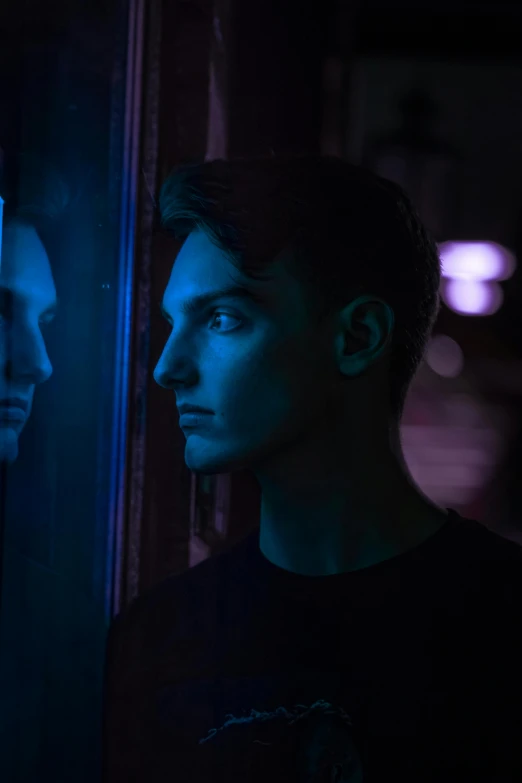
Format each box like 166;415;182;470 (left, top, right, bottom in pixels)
0;219;55;463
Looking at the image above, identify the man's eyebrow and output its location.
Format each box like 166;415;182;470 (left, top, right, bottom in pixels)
160;284;265;319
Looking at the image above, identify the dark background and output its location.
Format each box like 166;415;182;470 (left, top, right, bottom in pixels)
1;1;522;780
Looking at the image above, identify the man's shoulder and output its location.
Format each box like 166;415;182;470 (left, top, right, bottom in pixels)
108;532;253;653
448;511;522;592
479;524;522;604
446;514;522;660
458;514;522;571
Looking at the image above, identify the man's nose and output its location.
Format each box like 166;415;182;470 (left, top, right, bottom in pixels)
153;358;170;388
153;354;189;389
153;342;198;390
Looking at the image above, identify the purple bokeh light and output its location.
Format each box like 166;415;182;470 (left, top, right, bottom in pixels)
425;334;464;377
442;278;504;316
439;241;516;281
438;241;516;316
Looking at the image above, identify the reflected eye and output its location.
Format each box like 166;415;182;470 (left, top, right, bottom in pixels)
208;311;242;332
39;313;56;328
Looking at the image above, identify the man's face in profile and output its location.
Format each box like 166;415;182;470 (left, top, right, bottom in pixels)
153;228;340;475
0;220;55;463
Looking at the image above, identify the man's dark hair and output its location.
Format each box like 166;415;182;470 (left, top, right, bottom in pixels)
159;156;442;422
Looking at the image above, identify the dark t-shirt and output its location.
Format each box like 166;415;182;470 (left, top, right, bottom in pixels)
103;509;522;782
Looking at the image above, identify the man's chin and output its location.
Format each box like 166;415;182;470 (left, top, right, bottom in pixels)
184;455;234;476
184;438;247;475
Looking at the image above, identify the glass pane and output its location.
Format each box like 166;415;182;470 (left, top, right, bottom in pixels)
0;1;137;780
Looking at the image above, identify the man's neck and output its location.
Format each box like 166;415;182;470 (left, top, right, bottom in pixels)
257;472;448;577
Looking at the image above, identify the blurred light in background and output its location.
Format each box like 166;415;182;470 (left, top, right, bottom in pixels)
439;240;516;280
402;388;506;507
443;278;504;316
439;240;517;315
425;334;464;377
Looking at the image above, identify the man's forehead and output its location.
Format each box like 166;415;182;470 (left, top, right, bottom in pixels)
172;229;297;287
162;228;316;327
176;227;227;260
169;231;257;291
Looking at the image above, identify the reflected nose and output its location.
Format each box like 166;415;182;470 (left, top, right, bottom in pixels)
3;327;53;386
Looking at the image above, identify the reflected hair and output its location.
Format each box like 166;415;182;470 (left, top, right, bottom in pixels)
159;156;442;421
1;153;71;231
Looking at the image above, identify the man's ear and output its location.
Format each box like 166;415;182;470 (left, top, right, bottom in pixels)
335;295;395;378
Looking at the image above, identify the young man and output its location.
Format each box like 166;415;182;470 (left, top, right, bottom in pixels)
103;157;522;782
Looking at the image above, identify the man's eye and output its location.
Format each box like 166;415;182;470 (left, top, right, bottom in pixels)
208;311;242;332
